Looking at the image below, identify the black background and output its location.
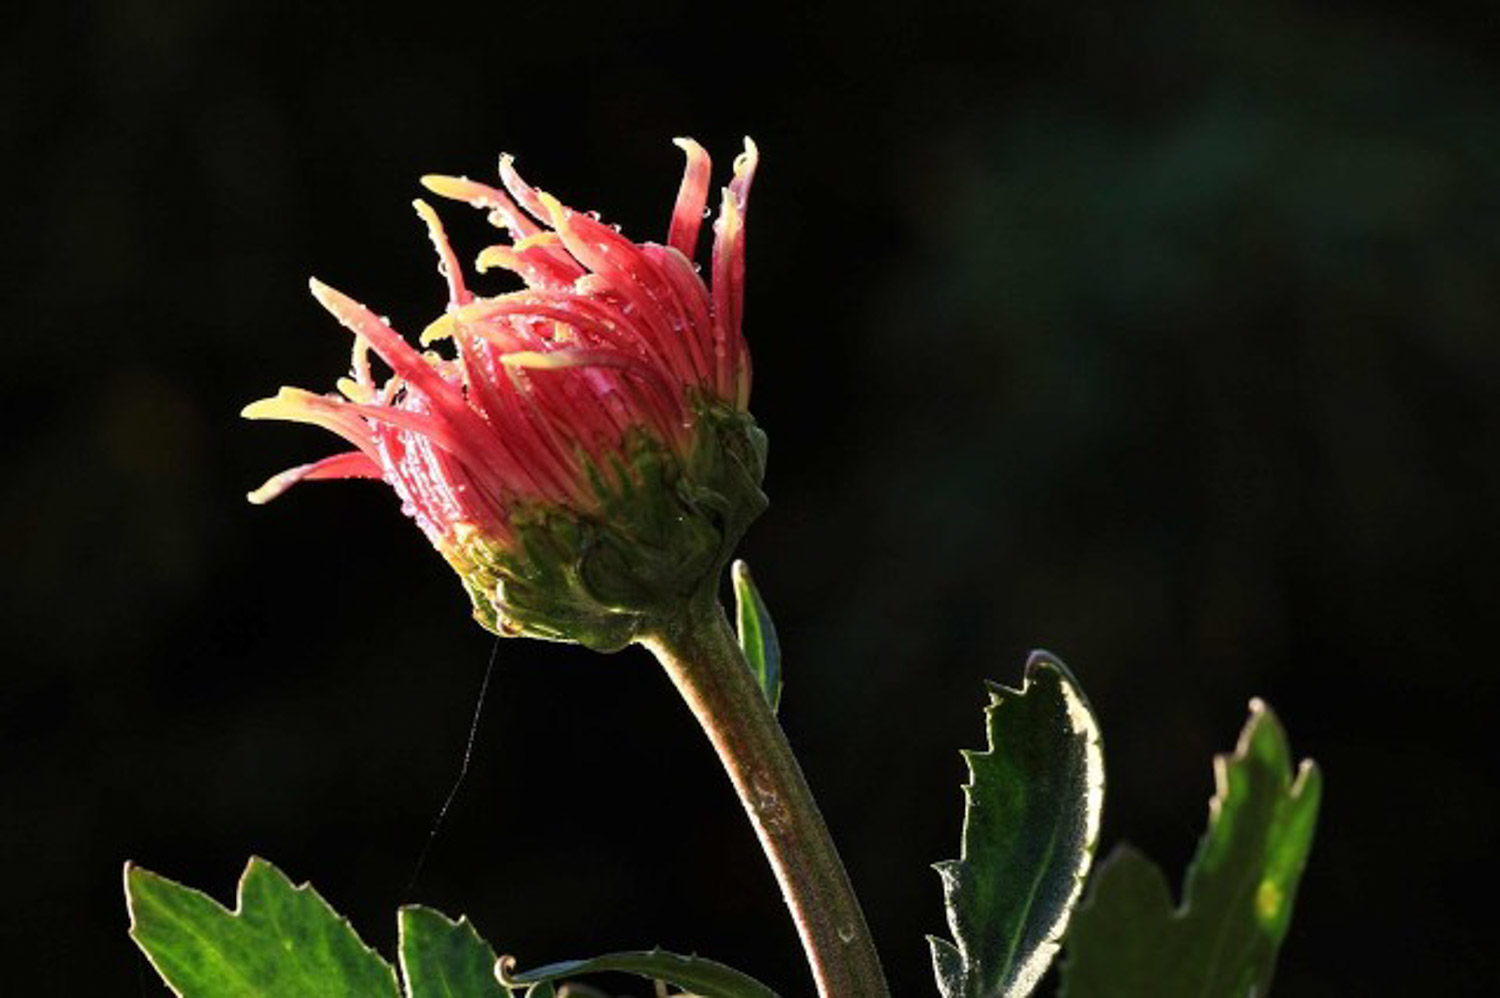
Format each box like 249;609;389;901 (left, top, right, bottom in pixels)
6;0;1497;994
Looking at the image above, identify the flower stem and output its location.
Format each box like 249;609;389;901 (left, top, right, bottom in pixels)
640;594;889;998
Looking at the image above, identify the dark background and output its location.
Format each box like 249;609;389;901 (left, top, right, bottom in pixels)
6;0;1497;993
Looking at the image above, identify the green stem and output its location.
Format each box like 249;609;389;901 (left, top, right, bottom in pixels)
640;594;889;998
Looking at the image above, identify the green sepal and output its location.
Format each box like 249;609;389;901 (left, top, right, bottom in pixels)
499;948;779;998
398;906;506;998
1057;700;1321;998
930;652;1105;998
731;559;782;712
451;400;767;651
125;857;399;998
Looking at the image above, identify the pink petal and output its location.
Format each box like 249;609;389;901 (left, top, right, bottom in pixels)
420;174;541;241
246;450;382;505
667;138;712;259
413;199;472;308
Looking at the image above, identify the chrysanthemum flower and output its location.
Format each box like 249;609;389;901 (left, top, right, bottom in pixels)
244;139;767;650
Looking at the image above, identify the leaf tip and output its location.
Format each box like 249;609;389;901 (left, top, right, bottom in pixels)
731;557;751;585
1292;757;1323;801
121;861;144;931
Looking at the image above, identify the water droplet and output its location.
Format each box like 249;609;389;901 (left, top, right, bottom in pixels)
837;924;857;944
701;206;712;218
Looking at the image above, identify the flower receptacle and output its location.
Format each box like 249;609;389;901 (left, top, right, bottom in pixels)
448;399;767;651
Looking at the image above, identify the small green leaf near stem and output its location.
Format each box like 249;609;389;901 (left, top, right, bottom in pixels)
732;559;782;712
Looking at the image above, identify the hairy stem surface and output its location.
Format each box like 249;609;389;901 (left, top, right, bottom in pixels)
640;595;889;998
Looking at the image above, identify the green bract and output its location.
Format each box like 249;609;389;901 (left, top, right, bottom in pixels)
450;400;767;650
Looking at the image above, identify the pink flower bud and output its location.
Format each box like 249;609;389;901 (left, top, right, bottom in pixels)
245;140;767;647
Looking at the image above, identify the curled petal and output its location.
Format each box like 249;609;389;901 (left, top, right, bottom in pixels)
309;280;448;400
668;138;712;258
242;387;379;459
247;450;382;505
475;233;582;290
420;174;540;241
307;279;496;459
730;136;759;212
712;138;758;407
497;154;552;223
413;199;472;308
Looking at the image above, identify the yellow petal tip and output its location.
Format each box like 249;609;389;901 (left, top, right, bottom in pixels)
246;470;295;505
420;174;472;200
734;139;759;177
240;397;277;420
474;245;514;274
418;315;456;346
241;387;316;421
308;276;345;313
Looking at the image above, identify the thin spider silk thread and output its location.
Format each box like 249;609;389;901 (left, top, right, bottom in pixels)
406;635;501;896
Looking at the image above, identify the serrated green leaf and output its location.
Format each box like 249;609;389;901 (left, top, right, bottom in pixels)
929;651;1105;998
732;559;781;712
1058;700;1322;998
399;906;506;998
500;948;780;998
125;857;399;998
